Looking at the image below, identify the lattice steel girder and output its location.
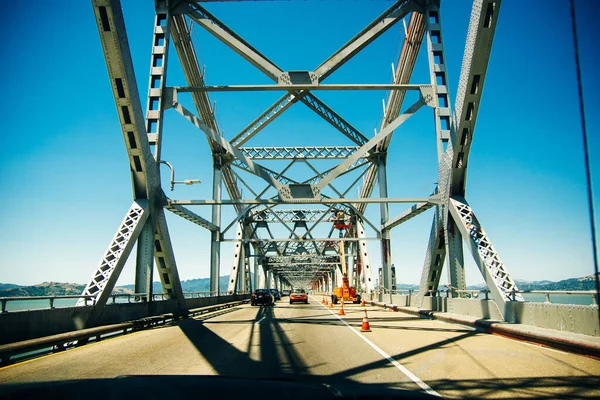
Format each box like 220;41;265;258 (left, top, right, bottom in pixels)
260;240;331;255
265;255;338;264
383;202;435;230
451;0;502;197
165;204;218;231
92;0;159;200
250;209;329;223
78;201;149;312
240;147;361;160
449;196;523;310
169;196;441;206
268;263;339;268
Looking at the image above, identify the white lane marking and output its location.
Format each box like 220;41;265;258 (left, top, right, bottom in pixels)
312;296;442;398
257;316;266;324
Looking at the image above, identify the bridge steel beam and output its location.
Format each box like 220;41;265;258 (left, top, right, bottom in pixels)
416;0;455;304
357;10;426;215
449;197;523;309
78;201;149;313
227;223;245;294
86;0;187;325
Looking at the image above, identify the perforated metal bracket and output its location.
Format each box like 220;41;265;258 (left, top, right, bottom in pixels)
278;71;318;85
419;85;436;108
279;184;321;202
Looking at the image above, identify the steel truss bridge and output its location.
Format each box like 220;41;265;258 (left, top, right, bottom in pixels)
1;1;599;397
73;0;527;325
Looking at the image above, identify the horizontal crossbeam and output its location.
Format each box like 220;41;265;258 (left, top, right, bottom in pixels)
174;84;426;92
240;146;361;160
170;196;440;206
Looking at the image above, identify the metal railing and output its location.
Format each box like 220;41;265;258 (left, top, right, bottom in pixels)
372;287;599;306
0;291;240;313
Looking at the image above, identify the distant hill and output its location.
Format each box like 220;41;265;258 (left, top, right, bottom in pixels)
2;273;597;297
0;283;20;291
467;273;599;291
396;283;419;290
120;276;232;294
0;281;133;297
0;276;237;297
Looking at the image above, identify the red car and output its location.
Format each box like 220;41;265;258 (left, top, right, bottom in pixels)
289;288;308;304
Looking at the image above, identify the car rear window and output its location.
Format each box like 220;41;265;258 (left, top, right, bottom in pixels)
292;289;305;294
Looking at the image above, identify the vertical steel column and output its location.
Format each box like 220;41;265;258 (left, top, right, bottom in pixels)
424;0;466;294
356;219;374;294
265;268;272;289
417;0;458;302
237;243;246;293
227;223;243;294
447;218;466;294
138;1;176;302
259;263;267;288
243;243;252;293
210;157;223;296
135;222;154;299
253;246;259;291
378;155;394;293
153;209;187;308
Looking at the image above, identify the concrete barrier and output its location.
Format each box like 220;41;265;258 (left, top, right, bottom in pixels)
0;295;249;345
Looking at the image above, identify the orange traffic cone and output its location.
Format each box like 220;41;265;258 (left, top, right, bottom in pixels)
339;301;345;316
360;299;365;307
361;309;371;332
321;296;325;304
329;301;334;308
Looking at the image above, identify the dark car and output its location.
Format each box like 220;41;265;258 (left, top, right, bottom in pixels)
269;289;281;301
281;289;291;297
251;289;274;306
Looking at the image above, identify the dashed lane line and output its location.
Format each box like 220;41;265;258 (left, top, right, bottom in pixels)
312;296;442;398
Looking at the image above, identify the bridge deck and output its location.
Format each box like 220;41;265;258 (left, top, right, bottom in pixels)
1;297;599;398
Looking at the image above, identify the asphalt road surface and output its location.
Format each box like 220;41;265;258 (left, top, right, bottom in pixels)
1;296;599;399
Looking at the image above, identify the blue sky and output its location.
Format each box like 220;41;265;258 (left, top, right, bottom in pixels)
1;0;598;288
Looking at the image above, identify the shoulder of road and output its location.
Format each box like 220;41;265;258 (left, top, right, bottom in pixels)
370;301;600;359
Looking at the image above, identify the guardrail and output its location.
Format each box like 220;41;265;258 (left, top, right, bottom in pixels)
0;299;248;366
0;292;246;313
371;287;599;305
